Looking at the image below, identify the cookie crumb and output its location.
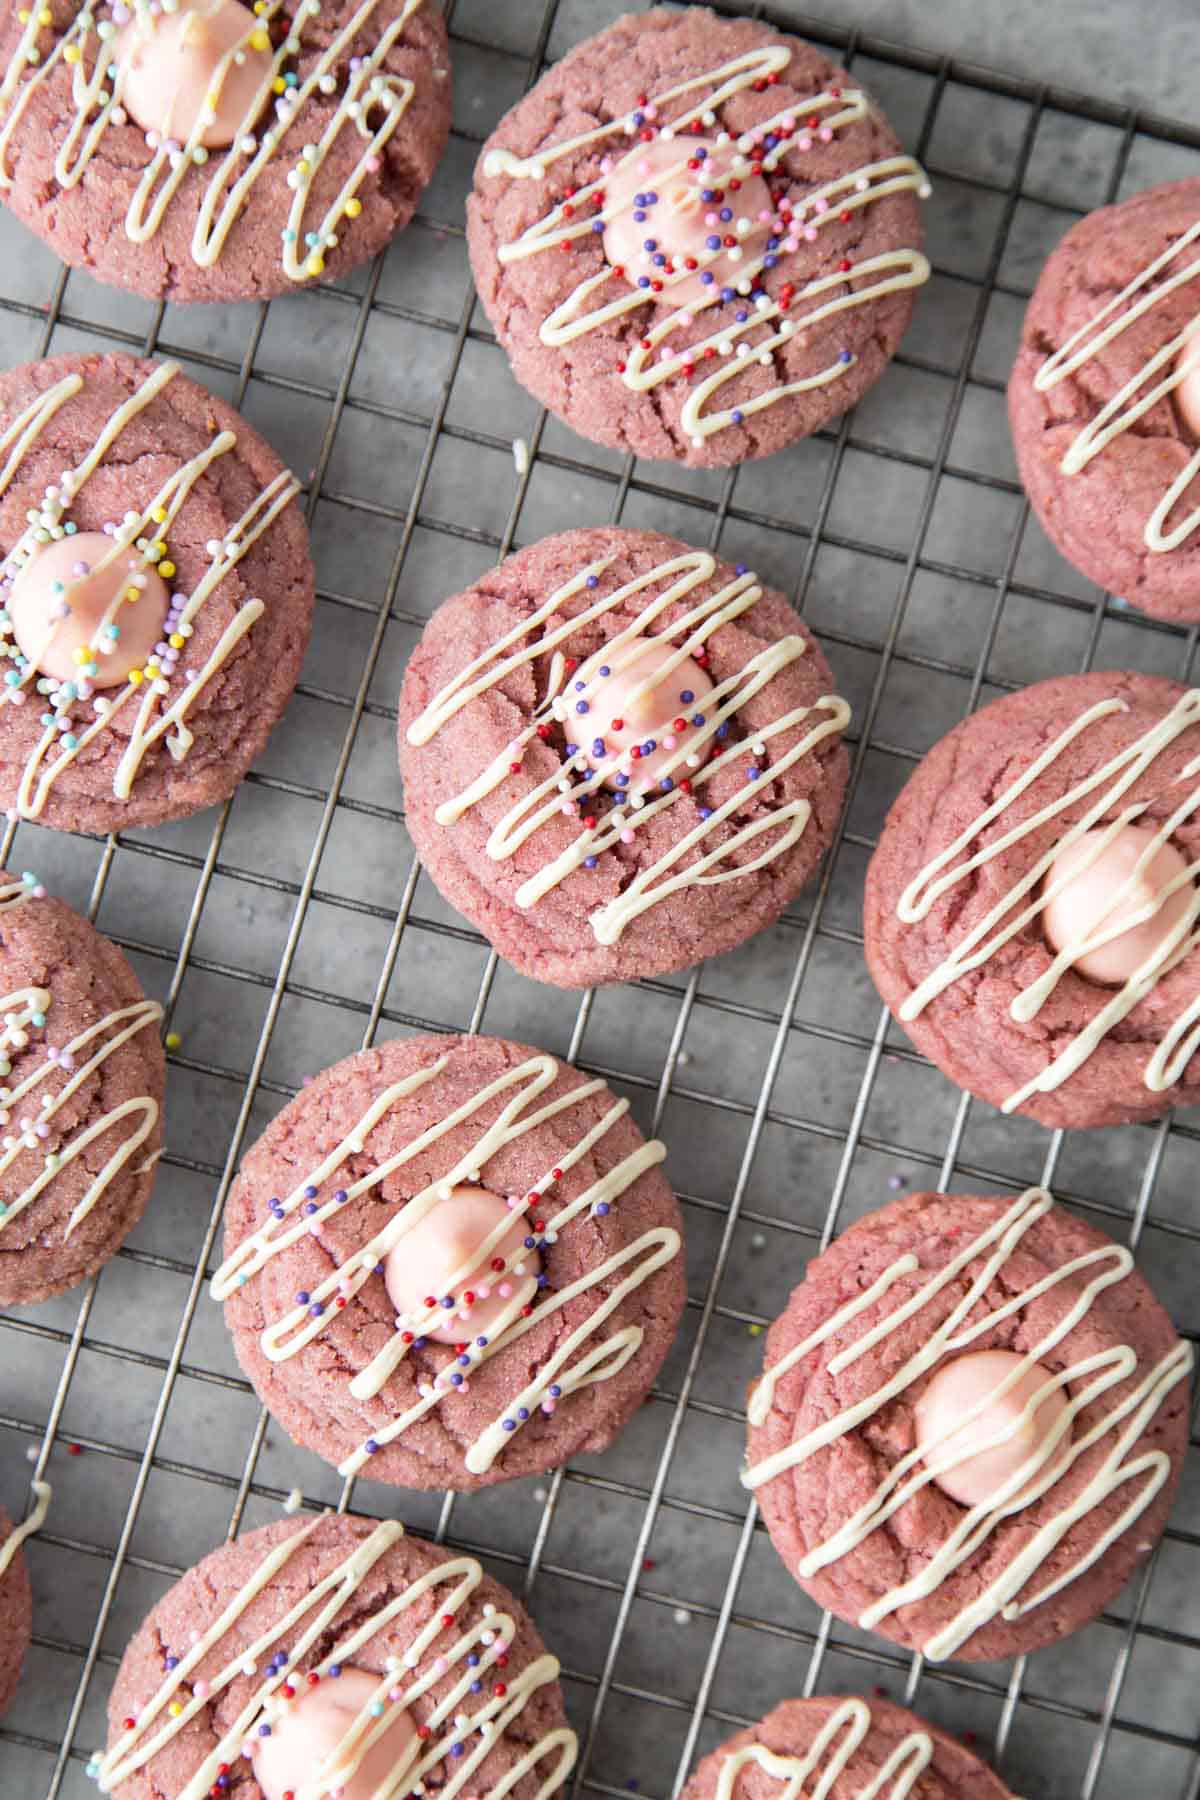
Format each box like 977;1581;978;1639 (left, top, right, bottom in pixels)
672;1607;690;1625
283;1488;303;1515
512;437;529;476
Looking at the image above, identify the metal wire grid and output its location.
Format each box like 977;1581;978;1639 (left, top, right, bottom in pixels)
0;2;1198;1797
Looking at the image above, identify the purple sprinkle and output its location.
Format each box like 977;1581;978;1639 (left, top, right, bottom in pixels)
334;1188;348;1203
548;1384;562;1398
595;1201;610;1216
296;1290;310;1305
732;409;744;424
502;1419;516;1432
365;1439;379;1455
303;1185;318;1199
679;689;694;703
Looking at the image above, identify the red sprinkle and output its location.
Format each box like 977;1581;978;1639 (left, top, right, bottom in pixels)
67;1444;82;1457
838;258;852;272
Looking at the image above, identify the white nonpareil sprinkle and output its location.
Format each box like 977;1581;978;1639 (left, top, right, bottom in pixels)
282;1487;303;1514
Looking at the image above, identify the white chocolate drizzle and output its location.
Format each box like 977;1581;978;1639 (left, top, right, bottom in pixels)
93;1516;577;1799
405;550;850;946
0;1478;51;1580
482;47;930;447
895;687;1200;1110
1034;217;1200;552
743;1186;1193;1661
716;1702;931;1800
211;1051;677;1477
0;358;300;815
0;968;161;1240
0;0;426;284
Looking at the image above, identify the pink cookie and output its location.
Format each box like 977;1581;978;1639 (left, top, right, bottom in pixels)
864;670;1200;1130
215;1033;686;1490
0;351;314;835
0;1498;37;1717
398;527;850;989
745;1188;1191;1662
1010;177;1200;624
0;870;165;1308
0;0;452;304
679;1695;1014;1800
96;1512;576;1798
468;6;929;466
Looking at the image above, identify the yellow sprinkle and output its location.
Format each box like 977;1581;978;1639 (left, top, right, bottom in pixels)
168;1702;183;1718
747;1323;763;1337
306;254;325;276
63;43;81;63
297;159;310;175
157;559;176;579
145;661;160;679
165;1031;181;1051
123;586;140;603
17;12;30;25
128;669;144;686
344;197;362;219
169;632;185;650
72;646;89;665
272;76;285;93
152;540;167;558
37;6;51;21
253;1;267;12
151;506;167;524
249;27;270;49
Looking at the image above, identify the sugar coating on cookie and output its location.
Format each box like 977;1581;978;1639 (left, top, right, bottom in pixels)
1010;176;1200;623
0;871;165;1307
745;1187;1191;1662
0;351;314;833
214;1033;686;1490
398;527;850;988
864;670;1200;1128
0;0;452;303
468;5;930;466
679;1693;1015;1800
93;1512;577;1797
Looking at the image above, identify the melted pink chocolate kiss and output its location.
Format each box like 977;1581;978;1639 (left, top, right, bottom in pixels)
118;0;273;149
915;1350;1071;1508
383;1184;541;1345
1175;331;1200;436
252;1668;417;1800
1042;824;1194;985
586;639;715;796
7;533;169;686
602;137;775;310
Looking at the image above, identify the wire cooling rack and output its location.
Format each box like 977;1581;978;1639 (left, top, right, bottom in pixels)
2;2;1200;1797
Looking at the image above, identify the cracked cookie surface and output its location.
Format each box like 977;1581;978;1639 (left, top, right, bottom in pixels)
0;351;314;832
103;1512;572;1799
219;1033;685;1490
746;1190;1188;1662
864;671;1200;1129
1009;177;1200;623
0;870;165;1307
680;1694;1015;1800
0;0;451;303
467;6;926;467
397;527;849;989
